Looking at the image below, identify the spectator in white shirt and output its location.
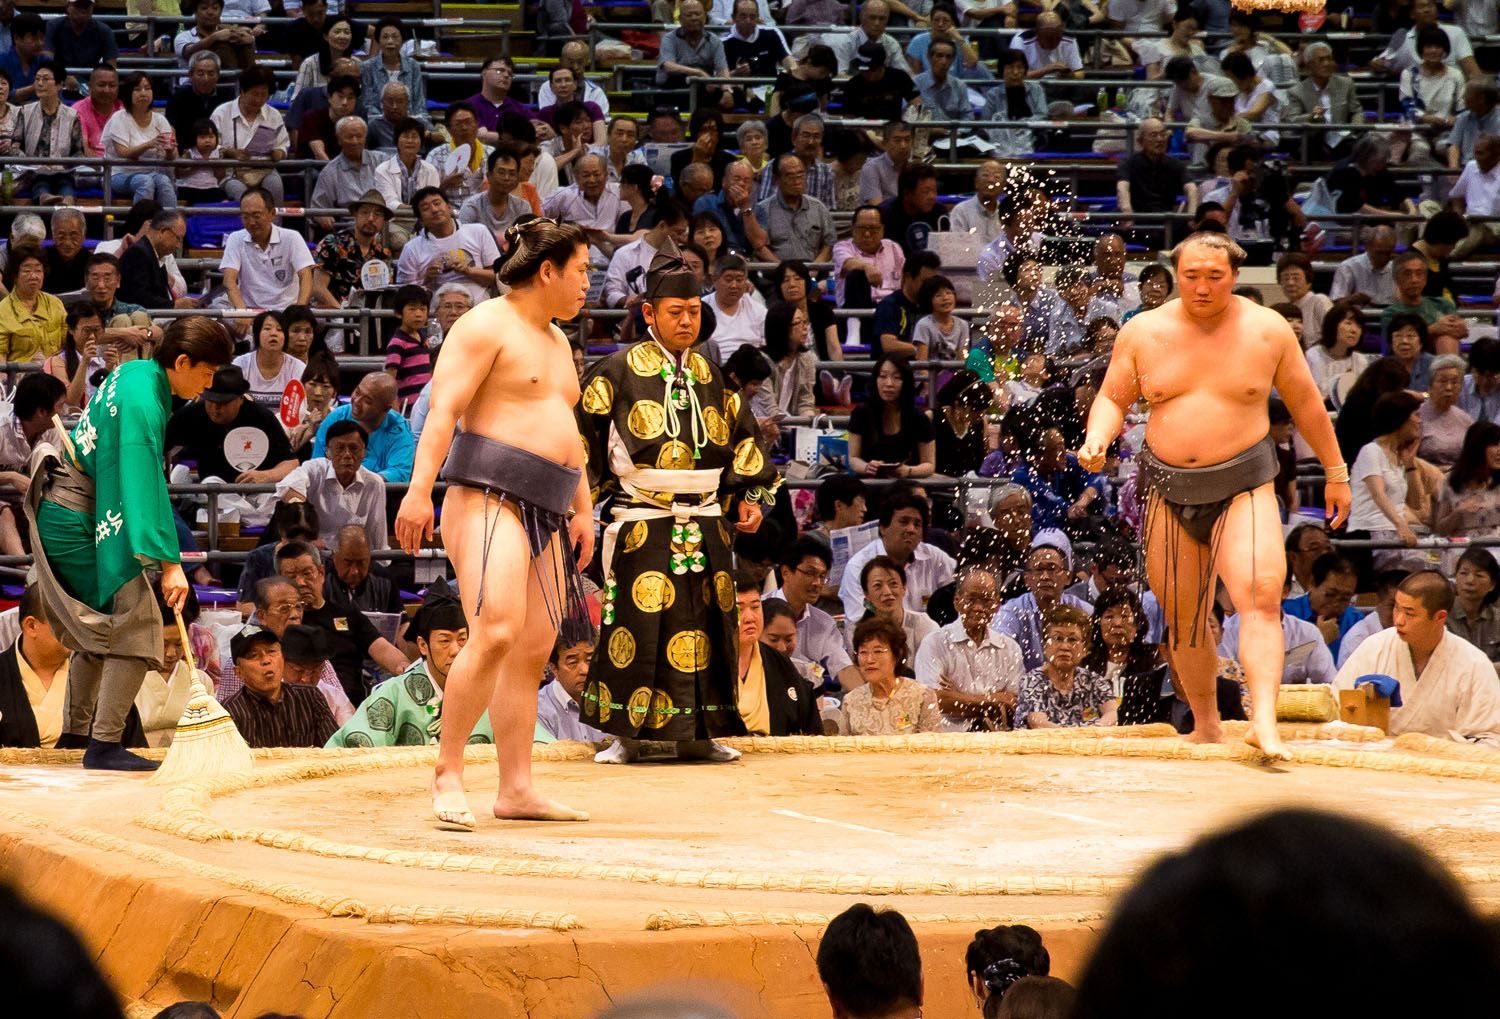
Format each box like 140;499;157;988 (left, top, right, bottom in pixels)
766;536;861;691
220;187;315;336
1330;225;1397;305
541;153;624;264
373;117;441;215
395;186;500;305
915;567;1025;731
705;252;766;361
1446;134;1500;259
832;0;907;74
535;39;612;118
1009;12;1083;79
840;491;957;621
211;64;289;205
601;199;691;309
1372;0;1481;78
276;419;389;551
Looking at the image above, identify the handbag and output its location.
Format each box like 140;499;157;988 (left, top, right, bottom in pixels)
925;215;982;270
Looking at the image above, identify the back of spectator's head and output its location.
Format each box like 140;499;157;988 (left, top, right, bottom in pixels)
0;882;125;1019
816;474;867;522
497;110;538;144
1267;396;1291;427
722;345;772;388
151;1003;221;1019
967;925;1051;1004
1219;50;1255;81
817;903;923;1019
619;161;655;198
1071;808;1500;1018
1370;390;1424;438
805;43;839;75
1163;55;1197;83
1422;210;1469;247
985;976;1075;1019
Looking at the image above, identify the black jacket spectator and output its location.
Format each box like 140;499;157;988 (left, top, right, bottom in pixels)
760;643;823;735
118;235;173;311
166;83;227;154
1118;149;1189;213
166;396;295;483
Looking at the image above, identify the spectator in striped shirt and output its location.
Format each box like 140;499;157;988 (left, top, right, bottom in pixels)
221;625;338;749
384;283;434;411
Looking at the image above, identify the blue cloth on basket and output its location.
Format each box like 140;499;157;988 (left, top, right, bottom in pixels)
1354;673;1403;708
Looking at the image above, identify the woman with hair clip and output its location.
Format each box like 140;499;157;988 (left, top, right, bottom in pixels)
965;923;1052;1015
27;316;233;771
396;216;597;828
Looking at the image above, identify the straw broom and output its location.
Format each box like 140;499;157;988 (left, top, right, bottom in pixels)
149;608;254;785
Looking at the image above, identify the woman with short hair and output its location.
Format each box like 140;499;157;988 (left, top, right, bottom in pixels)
1016;605;1117;729
842;615;943;736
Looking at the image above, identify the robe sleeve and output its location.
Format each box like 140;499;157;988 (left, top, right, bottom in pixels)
326;688;401;747
1447;647;1500;746
577;358;619;505
722;384;782;506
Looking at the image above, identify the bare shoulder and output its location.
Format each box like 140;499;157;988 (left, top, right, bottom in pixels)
1242;298;1299;344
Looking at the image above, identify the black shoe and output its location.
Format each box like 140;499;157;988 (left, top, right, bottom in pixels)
82;739;159;772
53;733;90;750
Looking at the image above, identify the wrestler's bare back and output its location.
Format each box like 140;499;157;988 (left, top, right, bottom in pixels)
1107;296;1297;467
444;295;583;469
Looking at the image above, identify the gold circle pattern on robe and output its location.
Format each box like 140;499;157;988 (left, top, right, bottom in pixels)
608;628;637;669
724;391;742;419
666;630;711;672
687;351;713;384
627;342;668;378
628;400;667;441
594;682;613;723
702;405;729;447
732;437;764;477
714;571;735;612
627;687;652;728
645;690;674;729
581;376;613;415
621;520;649;555
656;440;695;470
631;571;677;613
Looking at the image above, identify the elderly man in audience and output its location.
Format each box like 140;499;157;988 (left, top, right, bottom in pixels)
219;575;346;707
915;567;1025;731
858;121;914;206
1335;571;1500;745
1010;11;1083;80
117;210;186;313
365;82;428;152
329;586;492;747
752;153;836;264
675;162;716;207
693;158;759;255
656;0;731;109
274;540;410;705
1330;225;1397;305
1118;117;1198;237
734;576;823;737
834;205;905;310
1382;251;1467;350
1449;81;1500;171
220;188;315;335
309;116;383;221
994;539;1093;671
312;190;396;310
396;187;499;306
947;159;1006;246
40;207;89;294
222;625;338;749
174;0;258;75
326;524;402;616
1017;604;1116;729
841;492;956;623
1446;134;1500;259
843;616;943;735
767;536;861;692
295;74;361;161
277;420;389;549
1285;42;1364;161
913;38;972;122
542;153;624;262
705;253;766;361
833;0;907;74
759;113;836;206
315;373;415;482
167;51;227;148
536;630;605;743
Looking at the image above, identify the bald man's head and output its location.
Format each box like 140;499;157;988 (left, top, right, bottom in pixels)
332;524;373;589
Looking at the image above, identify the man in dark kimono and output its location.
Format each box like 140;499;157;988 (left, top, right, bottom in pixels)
579;240;781;763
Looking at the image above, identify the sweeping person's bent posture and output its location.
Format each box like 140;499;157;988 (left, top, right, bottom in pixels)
27;316;233;771
1079;233;1350;759
396;217;596;828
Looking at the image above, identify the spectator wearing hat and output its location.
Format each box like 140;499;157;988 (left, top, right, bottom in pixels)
277;420;389;551
222;625;339;749
312;189;396;310
221;574;352;715
280;623;354;726
834;42;916;125
327;581;494;747
1186;76;1254;166
165;364;298;525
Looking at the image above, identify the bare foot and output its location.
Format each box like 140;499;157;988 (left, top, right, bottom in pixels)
678;739;741;762
1183;722;1224;745
493;792;590;822
1245;721;1293;762
431;777;476;831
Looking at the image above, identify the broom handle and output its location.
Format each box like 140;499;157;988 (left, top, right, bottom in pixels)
173;607;199;677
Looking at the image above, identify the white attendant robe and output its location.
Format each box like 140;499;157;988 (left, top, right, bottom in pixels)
1333;627;1500;746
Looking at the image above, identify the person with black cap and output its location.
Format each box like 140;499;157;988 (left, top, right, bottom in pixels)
280;622;354;726
327;581;495;748
578;238;782;765
834;41;918;125
222;625;338;749
165;364;298;511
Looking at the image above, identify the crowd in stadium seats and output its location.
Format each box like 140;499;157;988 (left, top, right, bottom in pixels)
0;0;1494;757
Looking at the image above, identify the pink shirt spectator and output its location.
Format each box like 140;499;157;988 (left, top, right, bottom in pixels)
384;330;434;410
72;97;123;157
831;237;905;308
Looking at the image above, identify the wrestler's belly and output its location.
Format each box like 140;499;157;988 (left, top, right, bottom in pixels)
458;398;585;470
1143;396;1270;468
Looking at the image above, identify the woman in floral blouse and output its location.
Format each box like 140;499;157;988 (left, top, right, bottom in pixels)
842;617;943;736
1017;605;1117;729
